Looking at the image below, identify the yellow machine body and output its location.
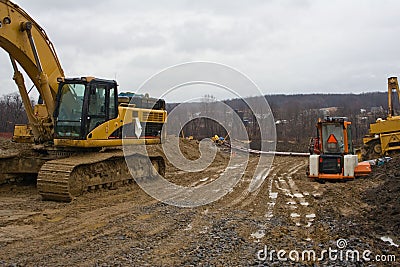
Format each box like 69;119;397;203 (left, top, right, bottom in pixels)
362;77;400;158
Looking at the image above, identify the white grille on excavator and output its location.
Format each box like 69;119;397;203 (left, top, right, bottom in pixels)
142;111;165;122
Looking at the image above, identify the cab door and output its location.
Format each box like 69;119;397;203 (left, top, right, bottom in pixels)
84;81;117;137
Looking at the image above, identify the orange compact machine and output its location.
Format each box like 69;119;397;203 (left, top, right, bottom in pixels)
308;117;371;180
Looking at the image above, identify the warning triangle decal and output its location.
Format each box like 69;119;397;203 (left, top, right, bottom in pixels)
390;135;399;142
327;134;338;144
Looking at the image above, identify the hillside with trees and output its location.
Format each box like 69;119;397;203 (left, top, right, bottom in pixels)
168;92;390;149
0;91;392;150
0;92;29;137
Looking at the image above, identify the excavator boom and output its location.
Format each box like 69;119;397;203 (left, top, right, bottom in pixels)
0;0;64;141
0;0;64;94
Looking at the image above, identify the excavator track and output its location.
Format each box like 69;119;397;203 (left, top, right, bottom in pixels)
37;148;165;202
361;140;382;160
0;146;56;184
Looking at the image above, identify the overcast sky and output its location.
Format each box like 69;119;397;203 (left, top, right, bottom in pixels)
1;0;399;102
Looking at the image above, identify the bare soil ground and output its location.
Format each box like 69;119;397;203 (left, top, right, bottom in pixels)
0;139;399;266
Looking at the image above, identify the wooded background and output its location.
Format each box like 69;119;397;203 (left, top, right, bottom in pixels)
0;91;393;149
168;92;390;148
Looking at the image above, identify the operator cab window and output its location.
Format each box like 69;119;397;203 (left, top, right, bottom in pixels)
86;82;118;134
322;123;344;154
87;85;107;133
55;83;85;138
109;87;117;119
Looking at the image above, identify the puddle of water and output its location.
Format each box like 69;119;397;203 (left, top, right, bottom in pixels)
226;166;236;170
184;223;192;231
381;236;399;247
265;212;273;219
199;226;208;234
251;230;265;239
226;164;242;170
269;192;278;199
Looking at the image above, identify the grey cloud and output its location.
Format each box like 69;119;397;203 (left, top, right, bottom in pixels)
1;0;399;100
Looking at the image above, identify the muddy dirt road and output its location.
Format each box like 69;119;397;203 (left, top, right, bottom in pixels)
0;140;399;266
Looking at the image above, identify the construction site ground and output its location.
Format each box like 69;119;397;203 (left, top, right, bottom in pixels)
0;138;399;266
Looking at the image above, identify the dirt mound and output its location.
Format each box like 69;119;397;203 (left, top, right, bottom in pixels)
276;140;309;153
163;136;229;166
148;136;231;187
0;137;33;158
362;156;400;235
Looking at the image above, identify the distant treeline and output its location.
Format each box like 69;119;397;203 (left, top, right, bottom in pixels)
0;91;393;148
167;92;392;148
0;92;29;134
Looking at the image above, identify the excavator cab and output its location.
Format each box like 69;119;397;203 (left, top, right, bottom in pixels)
308;117;371;180
53;76;166;148
54;77;117;140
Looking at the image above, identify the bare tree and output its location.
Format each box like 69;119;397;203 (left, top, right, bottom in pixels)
0;92;29;133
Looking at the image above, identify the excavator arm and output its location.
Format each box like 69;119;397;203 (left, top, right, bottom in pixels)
0;0;64;141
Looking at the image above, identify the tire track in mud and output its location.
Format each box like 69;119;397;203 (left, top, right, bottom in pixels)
222;156;309;220
225;155;260;208
275;159;316;228
0;185;164;260
249;156;311;240
0;151;311;265
269;159;316;227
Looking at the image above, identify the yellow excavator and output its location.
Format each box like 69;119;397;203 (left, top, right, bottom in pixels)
0;0;166;201
362;77;400;159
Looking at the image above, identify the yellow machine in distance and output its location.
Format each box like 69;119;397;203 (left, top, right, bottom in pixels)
362;77;400;159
